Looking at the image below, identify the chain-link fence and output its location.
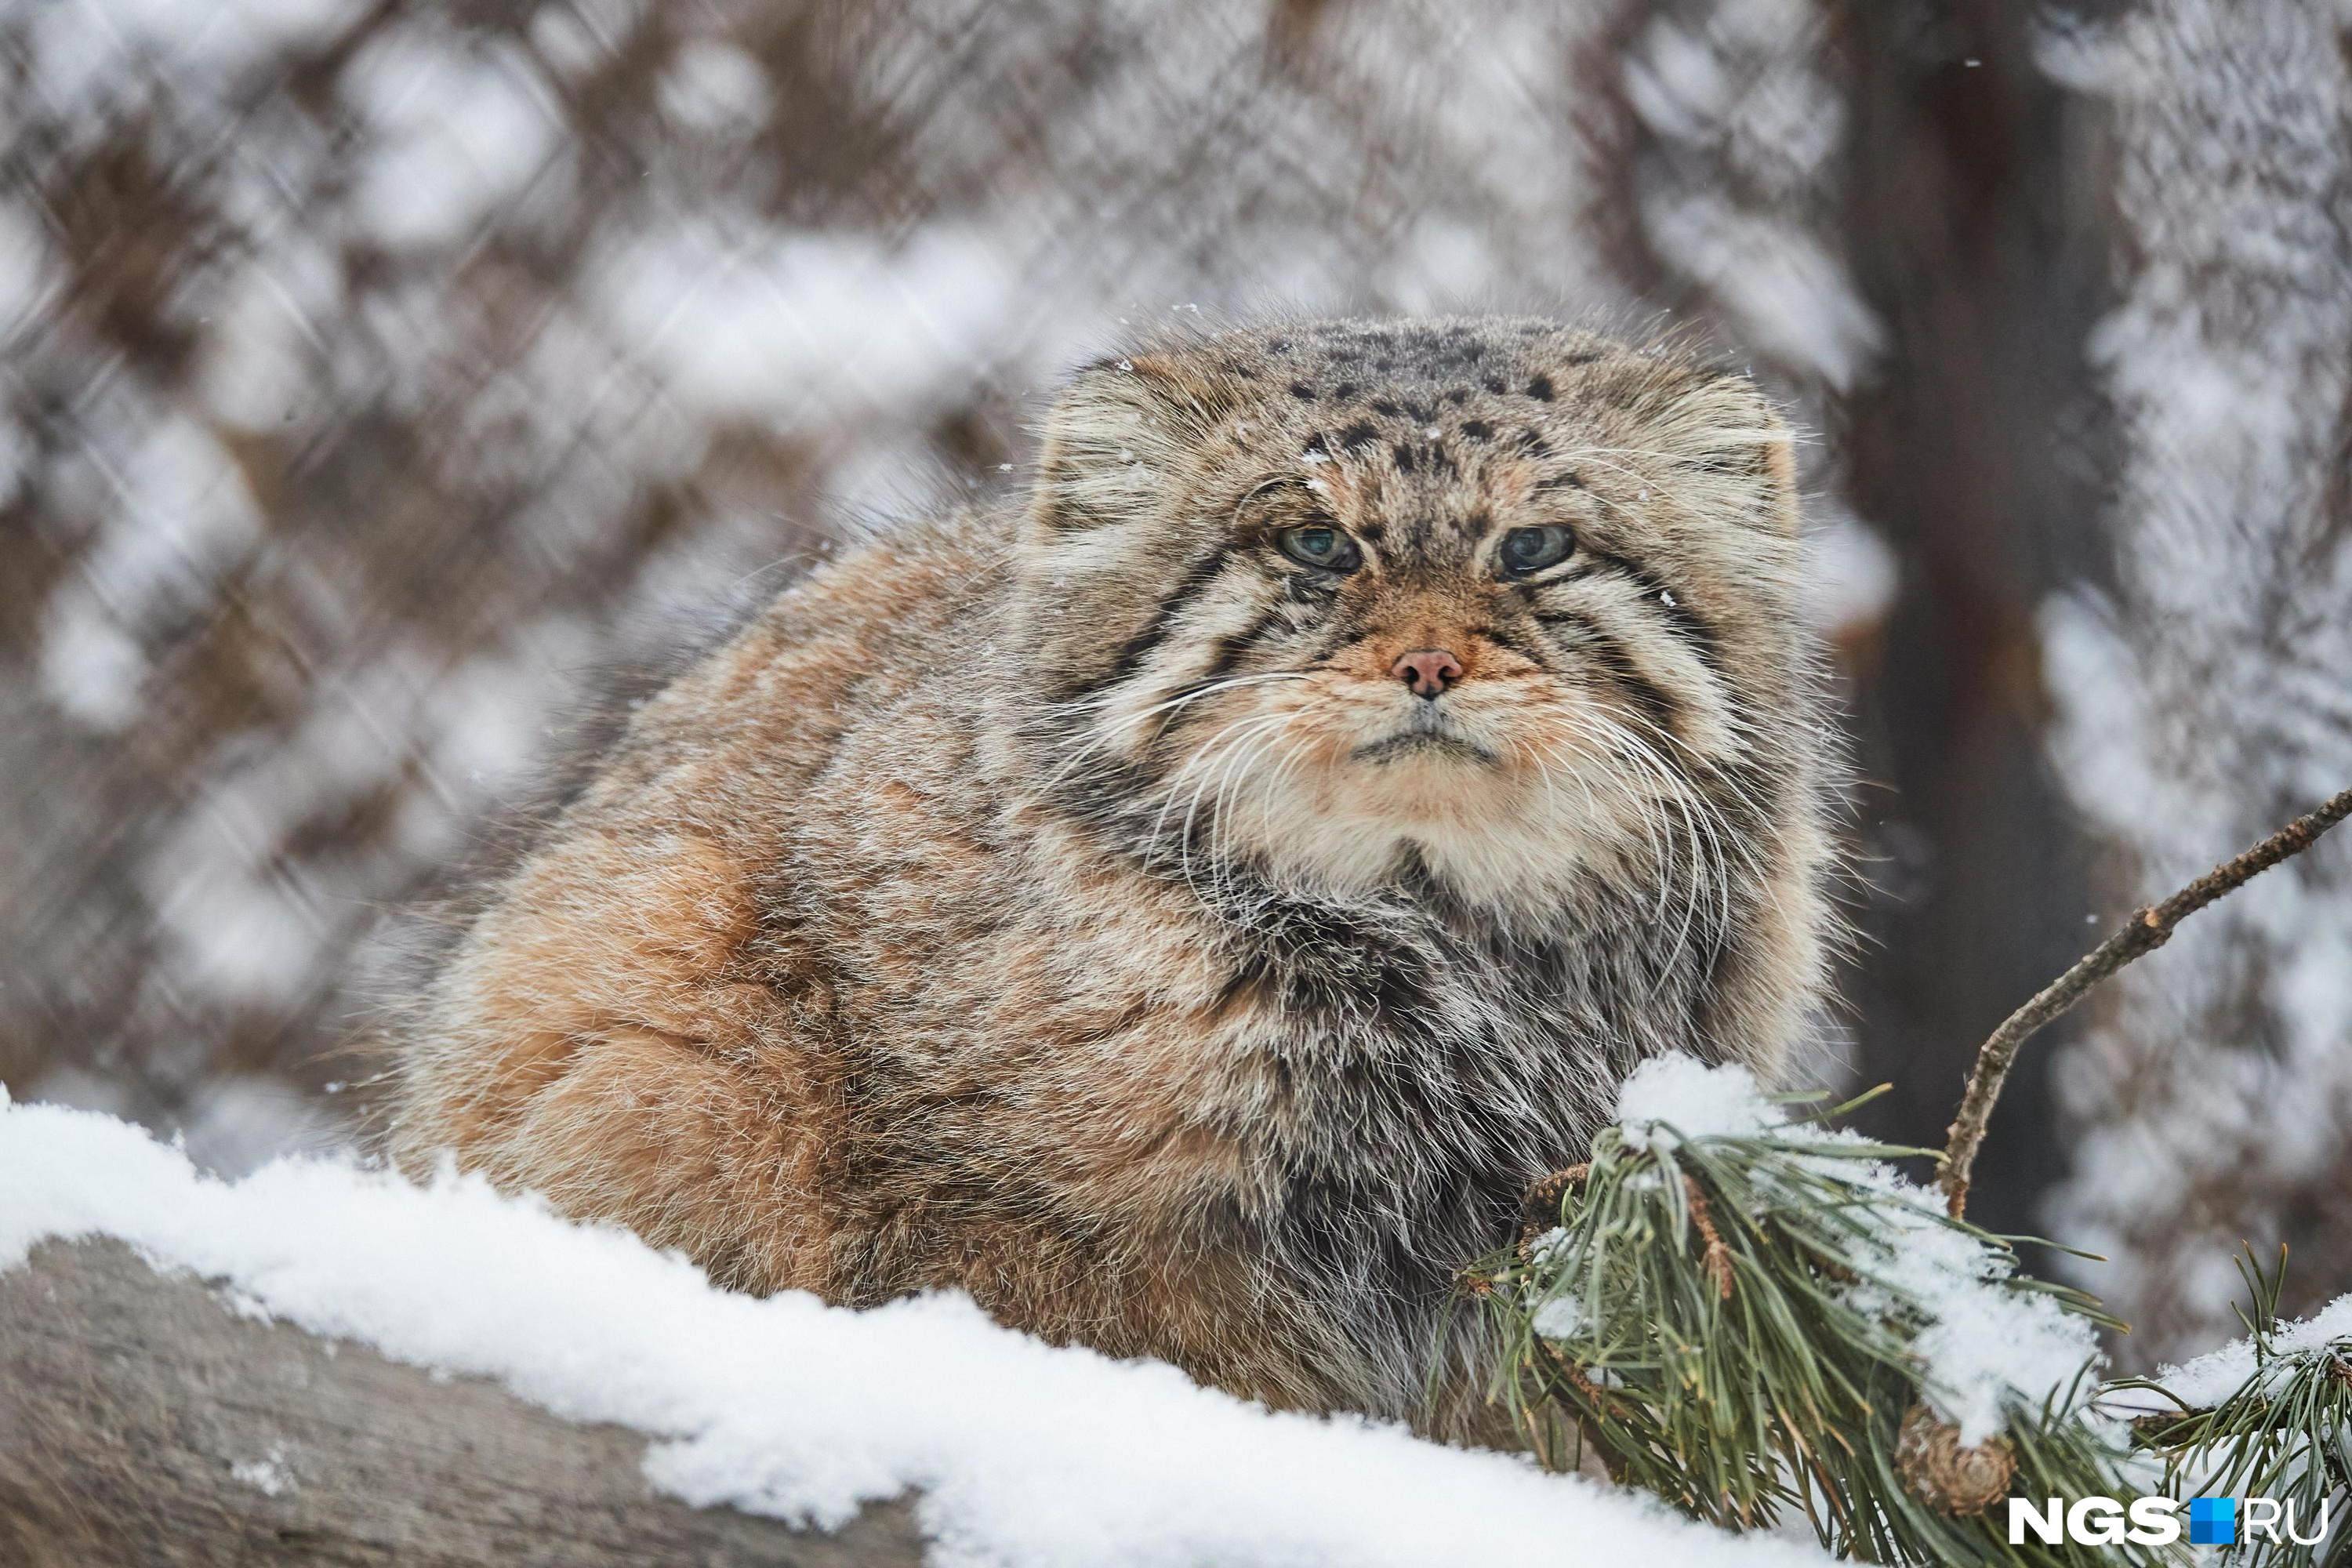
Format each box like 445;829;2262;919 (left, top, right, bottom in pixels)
5;0;2348;1367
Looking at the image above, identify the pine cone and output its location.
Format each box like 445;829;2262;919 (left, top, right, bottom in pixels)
1895;1404;2016;1515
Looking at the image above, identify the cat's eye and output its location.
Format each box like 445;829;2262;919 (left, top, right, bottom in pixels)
1498;524;1576;575
1276;524;1363;573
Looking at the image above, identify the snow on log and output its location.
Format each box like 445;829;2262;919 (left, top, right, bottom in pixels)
0;1092;1835;1567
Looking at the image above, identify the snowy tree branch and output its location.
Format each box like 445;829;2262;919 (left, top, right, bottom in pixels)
0;1239;926;1568
1940;785;2352;1218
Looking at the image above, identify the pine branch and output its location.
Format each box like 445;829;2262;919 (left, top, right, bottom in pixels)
1940;785;2352;1219
2119;1248;2352;1568
1475;1105;2138;1565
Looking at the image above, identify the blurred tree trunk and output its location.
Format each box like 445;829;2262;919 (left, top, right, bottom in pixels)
1831;0;2112;1236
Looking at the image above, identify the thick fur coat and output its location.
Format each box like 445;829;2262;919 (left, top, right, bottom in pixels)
389;318;1838;1437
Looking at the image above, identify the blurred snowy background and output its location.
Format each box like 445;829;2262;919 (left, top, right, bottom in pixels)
0;0;2345;1368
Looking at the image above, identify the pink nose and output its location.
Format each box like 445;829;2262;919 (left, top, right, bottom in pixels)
1392;648;1464;699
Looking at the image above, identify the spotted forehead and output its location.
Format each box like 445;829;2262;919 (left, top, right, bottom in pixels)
1240;321;1594;401
1226;336;1594;544
1239;327;1612;468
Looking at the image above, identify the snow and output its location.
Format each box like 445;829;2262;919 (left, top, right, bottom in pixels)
0;201;56;344
2034;0;2352;1363
590;222;1023;426
1530;1293;1586;1341
27;1069;336;1178
67;0;367;79
0;1090;1831;1568
1838;1181;2103;1445
1612;1057;2103;1445
172;1076;345;1178
232;1443;297;1497
2145;1293;2352;1410
1621;0;1882;393
1613;0;1898;648
1616;1054;1780;1147
33;414;269;733
342;34;567;249
1799;505;1899;637
35;598;149;731
658;40;773;136
194;243;341;430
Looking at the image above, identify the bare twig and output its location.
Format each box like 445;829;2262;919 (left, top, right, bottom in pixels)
1532;1336;1628;1423
1940;785;2352;1218
1682;1175;1734;1301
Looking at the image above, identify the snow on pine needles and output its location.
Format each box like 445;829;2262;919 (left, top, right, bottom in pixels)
2113;1250;2352;1567
1472;1055;2148;1566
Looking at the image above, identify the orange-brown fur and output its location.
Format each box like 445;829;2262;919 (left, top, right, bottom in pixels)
390;318;1839;1435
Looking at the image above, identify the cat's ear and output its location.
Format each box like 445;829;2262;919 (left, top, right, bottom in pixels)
1029;353;1229;535
1647;371;1801;537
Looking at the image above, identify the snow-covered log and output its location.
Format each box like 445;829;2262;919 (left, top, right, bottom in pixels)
0;1238;924;1568
0;1094;1835;1568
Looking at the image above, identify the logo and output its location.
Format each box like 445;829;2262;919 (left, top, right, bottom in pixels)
2009;1494;2332;1549
2188;1496;2235;1546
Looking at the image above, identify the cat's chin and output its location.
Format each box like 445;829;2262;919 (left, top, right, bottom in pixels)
1347;728;1498;766
1217;760;1638;909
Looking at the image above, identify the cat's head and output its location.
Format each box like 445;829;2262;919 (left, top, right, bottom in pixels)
1008;317;1826;929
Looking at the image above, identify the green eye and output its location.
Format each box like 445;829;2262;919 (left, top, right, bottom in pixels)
1499;524;1575;575
1276;524;1363;573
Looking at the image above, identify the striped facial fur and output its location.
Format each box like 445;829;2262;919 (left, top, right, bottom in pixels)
1016;319;1816;945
